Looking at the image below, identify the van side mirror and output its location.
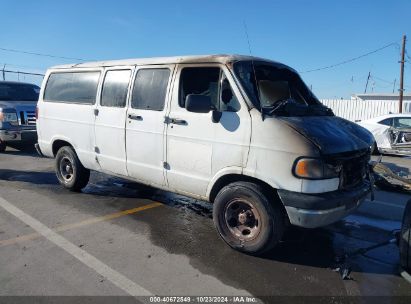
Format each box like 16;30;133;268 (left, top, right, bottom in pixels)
185;94;211;113
212;110;222;123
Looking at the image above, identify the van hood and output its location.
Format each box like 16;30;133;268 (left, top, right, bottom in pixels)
278;116;374;155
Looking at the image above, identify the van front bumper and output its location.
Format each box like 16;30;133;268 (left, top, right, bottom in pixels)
0;128;37;143
278;182;371;228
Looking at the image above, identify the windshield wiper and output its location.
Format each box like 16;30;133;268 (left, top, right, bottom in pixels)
261;99;333;118
262;99;291;116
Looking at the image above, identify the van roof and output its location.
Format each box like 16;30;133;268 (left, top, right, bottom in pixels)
50;54;287;69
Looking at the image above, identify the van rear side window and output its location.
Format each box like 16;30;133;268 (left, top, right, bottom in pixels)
44;71;100;104
101;70;131;108
131;69;170;111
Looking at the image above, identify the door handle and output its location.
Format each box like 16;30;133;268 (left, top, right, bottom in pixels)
170;118;187;125
128;114;143;121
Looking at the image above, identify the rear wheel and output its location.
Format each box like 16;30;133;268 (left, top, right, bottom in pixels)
0;142;6;152
400;199;411;274
213;181;285;255
55;146;90;191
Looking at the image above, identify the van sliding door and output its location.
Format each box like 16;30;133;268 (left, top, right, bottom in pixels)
125;65;174;186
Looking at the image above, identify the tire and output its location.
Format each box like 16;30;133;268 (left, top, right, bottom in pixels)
0;142;6;152
400;199;411;273
55;146;90;192
213;181;285;255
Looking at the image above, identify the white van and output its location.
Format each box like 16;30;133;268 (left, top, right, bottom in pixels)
36;55;374;254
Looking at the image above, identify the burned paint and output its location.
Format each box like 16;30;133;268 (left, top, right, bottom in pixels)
278;116;374;155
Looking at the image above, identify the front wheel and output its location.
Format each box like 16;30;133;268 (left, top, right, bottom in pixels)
213;181;285;255
55;146;90;191
0;142;6;152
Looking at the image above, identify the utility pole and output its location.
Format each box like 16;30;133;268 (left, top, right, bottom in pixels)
2;64;5;81
399;34;406;113
364;71;371;93
393;78;397;94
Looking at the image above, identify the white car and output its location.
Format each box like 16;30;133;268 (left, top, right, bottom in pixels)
358;113;411;155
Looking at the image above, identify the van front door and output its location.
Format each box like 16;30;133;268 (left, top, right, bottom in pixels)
94;68;132;176
165;65;251;197
125;66;174;186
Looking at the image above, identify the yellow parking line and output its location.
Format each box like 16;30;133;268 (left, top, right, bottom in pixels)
0;202;162;247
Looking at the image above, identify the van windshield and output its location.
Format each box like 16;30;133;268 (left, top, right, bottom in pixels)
233;61;333;117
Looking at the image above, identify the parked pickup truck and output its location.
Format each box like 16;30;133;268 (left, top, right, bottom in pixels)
0;81;39;152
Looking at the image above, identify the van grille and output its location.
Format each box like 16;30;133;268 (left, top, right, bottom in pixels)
19;110;36;126
341;154;369;188
325;150;370;189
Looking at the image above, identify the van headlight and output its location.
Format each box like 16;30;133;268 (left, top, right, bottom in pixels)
293;157;341;179
0;109;18;125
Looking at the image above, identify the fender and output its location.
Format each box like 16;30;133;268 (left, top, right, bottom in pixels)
206;166;283;201
49;136;99;171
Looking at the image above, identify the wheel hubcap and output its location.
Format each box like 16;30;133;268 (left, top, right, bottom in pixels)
60;156;74;182
224;199;261;241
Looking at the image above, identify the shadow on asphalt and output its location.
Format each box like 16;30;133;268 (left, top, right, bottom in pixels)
3;143;37;156
0;169;57;185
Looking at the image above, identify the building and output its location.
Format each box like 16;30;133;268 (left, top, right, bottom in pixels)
321;93;411;121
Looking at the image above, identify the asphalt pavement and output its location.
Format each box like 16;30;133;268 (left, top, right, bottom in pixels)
0;146;410;301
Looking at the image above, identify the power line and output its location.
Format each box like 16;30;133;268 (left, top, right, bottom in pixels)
0;62;46;72
0;46;90;61
1;65;45;81
300;42;399;73
3;69;44;77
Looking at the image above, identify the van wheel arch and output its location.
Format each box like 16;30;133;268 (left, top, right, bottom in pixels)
209;174;283;207
52;140;74;156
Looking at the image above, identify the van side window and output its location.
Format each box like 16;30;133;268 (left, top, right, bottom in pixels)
44;72;100;104
101;70;131;107
219;74;240;112
179;67;240;112
131;69;170;111
179;67;220;109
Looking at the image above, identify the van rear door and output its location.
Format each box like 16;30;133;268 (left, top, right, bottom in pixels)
94;68;132;176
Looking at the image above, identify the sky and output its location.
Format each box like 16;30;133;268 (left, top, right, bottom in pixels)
0;0;410;99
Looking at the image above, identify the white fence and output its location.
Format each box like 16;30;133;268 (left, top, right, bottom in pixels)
320;99;411;122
